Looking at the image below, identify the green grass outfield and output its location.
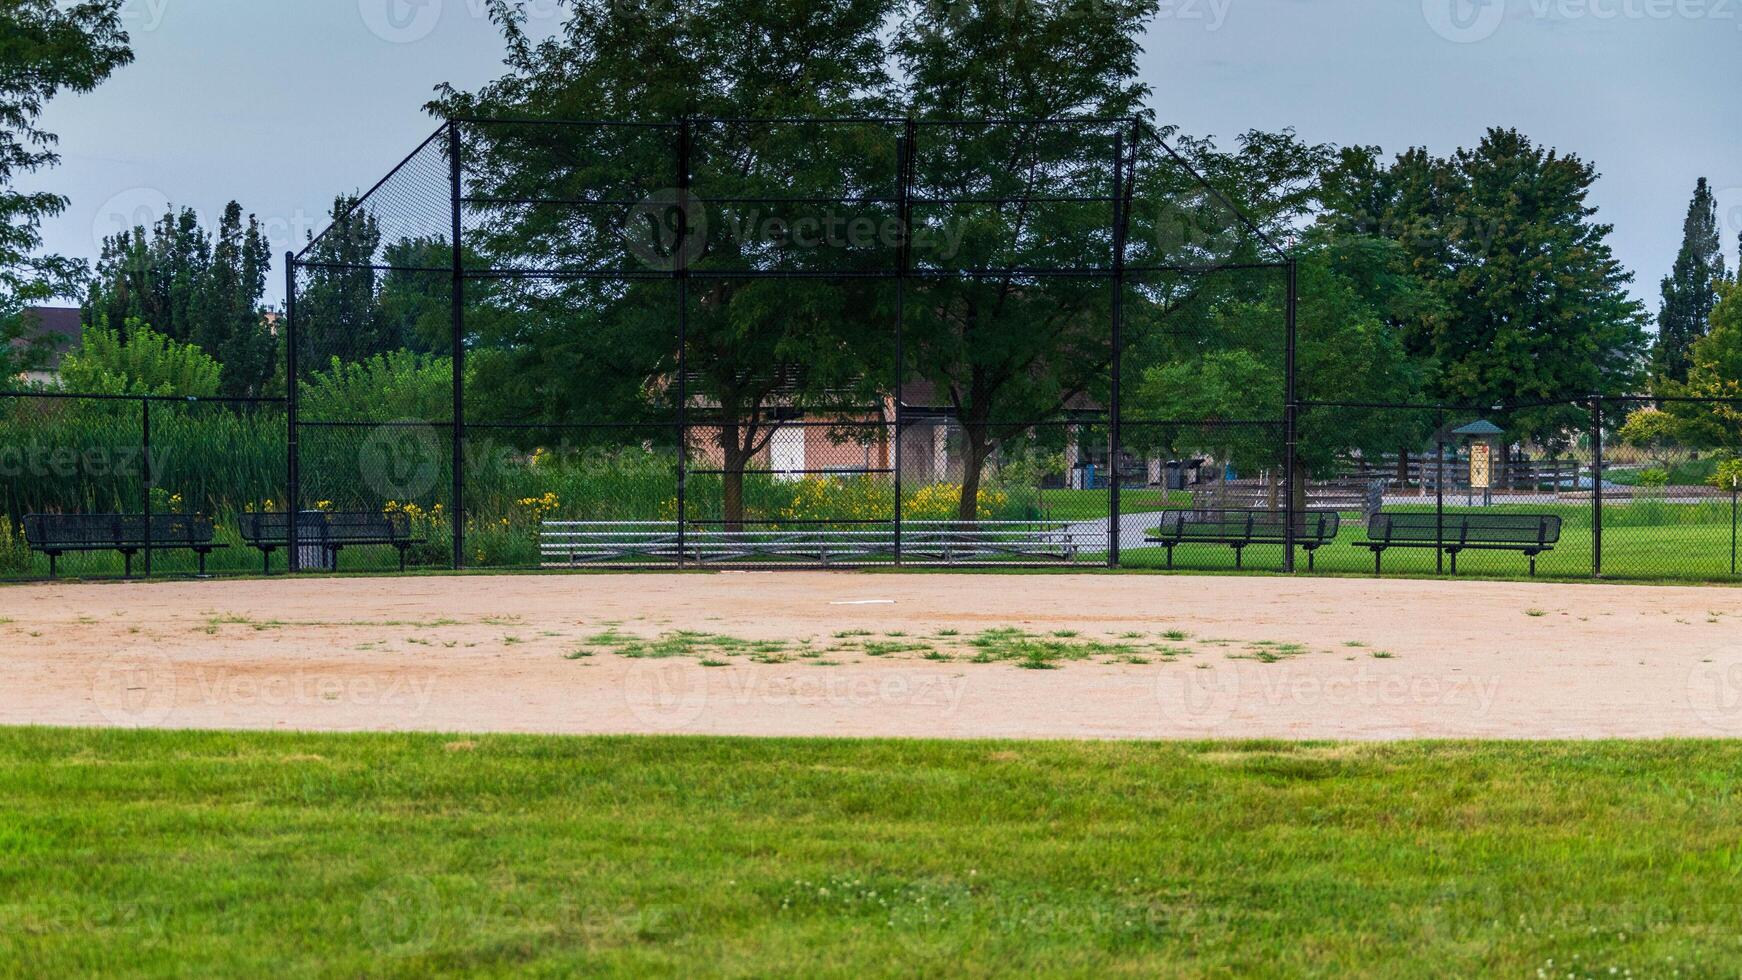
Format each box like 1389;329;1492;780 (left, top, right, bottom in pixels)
5;729;1742;976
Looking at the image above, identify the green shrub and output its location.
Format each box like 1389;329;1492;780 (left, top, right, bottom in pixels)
59;319;222;396
1711;458;1742;492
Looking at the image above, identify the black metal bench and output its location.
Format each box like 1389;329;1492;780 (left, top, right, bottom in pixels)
1355;512;1562;576
239;512;424;572
1145;509;1341;570
23;513;227;578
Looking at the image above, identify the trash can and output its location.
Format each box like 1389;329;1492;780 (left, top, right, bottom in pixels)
294;511;333;572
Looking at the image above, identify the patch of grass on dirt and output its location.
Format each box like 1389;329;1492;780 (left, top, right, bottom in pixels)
862;640;936;658
563;626;1317;671
1230;641;1312;664
964;628;1150;669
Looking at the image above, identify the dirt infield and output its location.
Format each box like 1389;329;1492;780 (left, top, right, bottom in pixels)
3;572;1741;739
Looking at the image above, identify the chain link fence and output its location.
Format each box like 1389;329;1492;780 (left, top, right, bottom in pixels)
11;117;1742;582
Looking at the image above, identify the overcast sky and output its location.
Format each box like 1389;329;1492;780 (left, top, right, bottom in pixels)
24;0;1742;313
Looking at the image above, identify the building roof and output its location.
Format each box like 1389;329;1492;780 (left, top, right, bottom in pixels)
12;306;83;369
1450;419;1505;437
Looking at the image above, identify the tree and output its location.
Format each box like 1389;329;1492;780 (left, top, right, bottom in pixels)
434;0;899;526
1320;129;1650;461
0;0;132;377
894;0;1160;519
85;202;277;396
59;319;222;397
203;203;275;396
296;195;394;371
1617;407;1687;472
1671;279;1742;452
1134;233;1430;505
1651;179;1729;385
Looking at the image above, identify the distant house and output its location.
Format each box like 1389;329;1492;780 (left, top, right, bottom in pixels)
9;306;83;384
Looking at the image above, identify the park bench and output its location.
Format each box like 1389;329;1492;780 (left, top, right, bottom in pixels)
539;521;1079;566
239;511;424;572
1144;509;1341;570
1354;512;1561;576
23;513;227;578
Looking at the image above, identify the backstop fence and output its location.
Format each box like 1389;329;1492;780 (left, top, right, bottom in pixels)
6;116;1742;582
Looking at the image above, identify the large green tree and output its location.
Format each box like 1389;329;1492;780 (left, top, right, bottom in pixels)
1651;178;1729;386
1320;129;1649;457
434;0;899;525
0;0;131;377
1134;232;1431;503
894;0;1160;519
86;203;275;397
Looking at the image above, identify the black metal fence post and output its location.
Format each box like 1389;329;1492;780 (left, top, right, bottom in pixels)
1591;396;1603;578
1108;131;1127;568
675;118;691;568
141;397;152;578
448;120;466;570
1282;258;1299;573
285;253;299;573
1435;406;1445;575
1731;475;1738;577
893;120;915;565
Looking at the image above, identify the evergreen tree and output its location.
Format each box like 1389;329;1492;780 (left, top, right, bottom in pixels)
205;203;275;396
295;195;393;371
1319;129;1649;452
83;202;277;397
1651;178;1728;385
0;0;132;377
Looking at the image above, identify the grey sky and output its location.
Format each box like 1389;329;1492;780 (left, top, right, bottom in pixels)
24;0;1742;313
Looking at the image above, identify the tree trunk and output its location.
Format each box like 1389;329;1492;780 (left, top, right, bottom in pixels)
722;466;745;533
718;424;751;533
958;426;991;524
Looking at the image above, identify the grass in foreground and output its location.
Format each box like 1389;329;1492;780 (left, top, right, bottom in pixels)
4;730;1742;976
